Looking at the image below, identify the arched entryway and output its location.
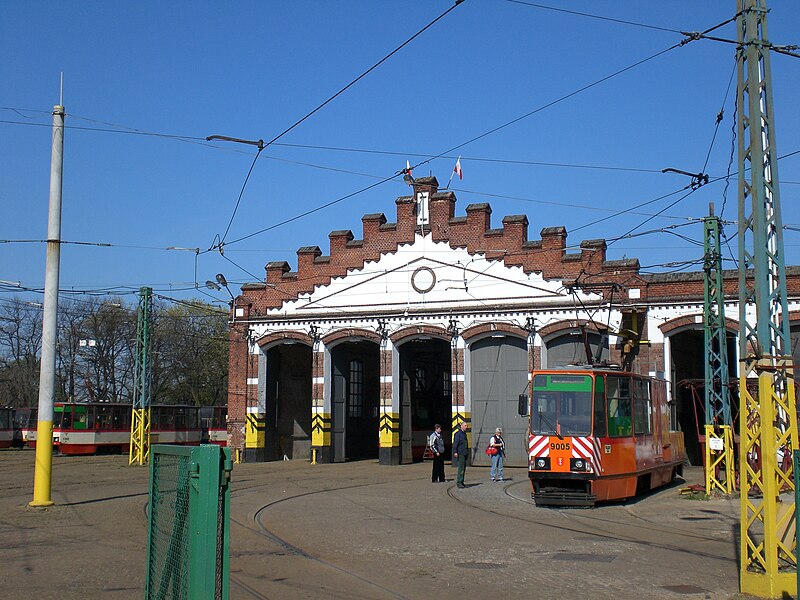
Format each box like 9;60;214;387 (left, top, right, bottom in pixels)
263;342;312;460
667;326;737;465
468;334;529;467
329;340;380;462
397;337;452;463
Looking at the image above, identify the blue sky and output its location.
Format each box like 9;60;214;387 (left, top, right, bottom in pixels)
2;1;799;307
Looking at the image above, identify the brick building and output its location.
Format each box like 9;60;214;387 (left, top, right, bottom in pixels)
225;176;800;467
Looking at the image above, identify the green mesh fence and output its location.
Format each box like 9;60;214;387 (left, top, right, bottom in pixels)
146;445;231;600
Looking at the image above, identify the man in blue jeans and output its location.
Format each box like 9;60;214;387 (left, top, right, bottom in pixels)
452;421;469;488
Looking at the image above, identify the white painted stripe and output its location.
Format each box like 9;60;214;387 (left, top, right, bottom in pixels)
451;374;465;382
312;377;325;385
247;378;258;385
380;376;392;383
246;406;263;414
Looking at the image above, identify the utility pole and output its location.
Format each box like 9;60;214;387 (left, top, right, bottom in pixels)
736;1;798;596
703;204;734;495
129;287;153;465
30;102;65;508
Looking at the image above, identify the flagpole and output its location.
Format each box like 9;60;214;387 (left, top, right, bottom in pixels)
446;156;461;190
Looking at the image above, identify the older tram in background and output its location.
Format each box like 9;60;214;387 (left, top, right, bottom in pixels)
52;402;225;455
0;407;13;448
524;366;686;506
199;405;228;446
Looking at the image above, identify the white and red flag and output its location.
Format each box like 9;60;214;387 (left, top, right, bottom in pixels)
453;156;462;180
406;160;413;177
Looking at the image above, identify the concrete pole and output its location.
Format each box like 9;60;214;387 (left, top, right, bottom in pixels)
30;104;65;507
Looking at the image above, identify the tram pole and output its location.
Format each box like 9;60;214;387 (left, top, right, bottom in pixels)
30;102;65;507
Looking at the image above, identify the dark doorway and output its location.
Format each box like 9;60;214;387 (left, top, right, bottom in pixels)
398;338;452;463
265;343;312;461
670;329;737;465
330;340;380;462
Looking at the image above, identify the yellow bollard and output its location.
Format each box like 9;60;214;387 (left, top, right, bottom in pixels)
311;448;317;465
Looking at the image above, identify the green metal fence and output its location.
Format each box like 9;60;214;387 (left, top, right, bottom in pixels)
146;445;232;600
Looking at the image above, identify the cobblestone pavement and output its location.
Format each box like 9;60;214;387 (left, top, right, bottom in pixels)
0;451;768;599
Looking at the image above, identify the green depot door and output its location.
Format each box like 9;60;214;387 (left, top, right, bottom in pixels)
469;336;529;467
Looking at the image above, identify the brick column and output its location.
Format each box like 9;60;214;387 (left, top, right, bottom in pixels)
311;341;332;462
451;337;468;447
378;339;399;465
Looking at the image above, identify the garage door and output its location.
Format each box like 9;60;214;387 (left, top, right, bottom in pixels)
469;336;529;467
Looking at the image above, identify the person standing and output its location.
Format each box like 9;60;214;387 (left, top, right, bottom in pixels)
489;427;505;482
452;421;469;489
428;424;446;483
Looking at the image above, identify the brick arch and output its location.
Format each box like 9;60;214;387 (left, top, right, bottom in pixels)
659;314;738;336
461;322;528;343
390;324;450;345
256;330;313;349
537;319;607;341
322;327;382;347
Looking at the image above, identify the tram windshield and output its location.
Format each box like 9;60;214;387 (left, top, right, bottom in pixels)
531;374;592;436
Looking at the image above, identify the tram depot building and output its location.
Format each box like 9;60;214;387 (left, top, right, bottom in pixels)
225;176;800;468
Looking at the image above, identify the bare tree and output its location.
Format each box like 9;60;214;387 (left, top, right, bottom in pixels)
0;299;43;407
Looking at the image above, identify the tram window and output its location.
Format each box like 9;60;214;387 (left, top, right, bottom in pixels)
96;406;112;430
414;366;426;392
187;408;198;429
443;369;451;397
57;409;71;429
633;378;652;435
607;376;632;437
593;377;607;437
72;407;89;430
175;408;187;429
348;359;364;417
531;391;557;434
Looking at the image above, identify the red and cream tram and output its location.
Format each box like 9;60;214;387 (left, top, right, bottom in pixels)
13;407;38;447
525;367;686;506
54;402;204;455
200;405;228;446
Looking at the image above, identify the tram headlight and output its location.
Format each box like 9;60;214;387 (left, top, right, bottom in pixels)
570;458;589;472
534;457;550;470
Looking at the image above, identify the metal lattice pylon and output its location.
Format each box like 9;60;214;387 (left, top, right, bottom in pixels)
703;209;735;494
736;1;798;596
130;287;154;465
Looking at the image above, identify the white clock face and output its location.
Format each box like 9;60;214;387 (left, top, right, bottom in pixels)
411;266;436;294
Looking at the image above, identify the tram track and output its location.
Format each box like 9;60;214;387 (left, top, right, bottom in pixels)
228;476;425;600
440;478;738;565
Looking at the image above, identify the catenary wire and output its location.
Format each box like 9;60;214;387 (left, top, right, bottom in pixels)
504;0;684;34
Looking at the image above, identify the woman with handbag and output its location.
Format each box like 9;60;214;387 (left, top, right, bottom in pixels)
488;427;505;482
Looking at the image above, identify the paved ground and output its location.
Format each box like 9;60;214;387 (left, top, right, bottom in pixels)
0;450;773;599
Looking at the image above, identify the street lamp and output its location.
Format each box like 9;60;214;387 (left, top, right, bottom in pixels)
205;274;235;301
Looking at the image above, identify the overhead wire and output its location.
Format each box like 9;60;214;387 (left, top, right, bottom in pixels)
504;1;684;33
207;1;465;252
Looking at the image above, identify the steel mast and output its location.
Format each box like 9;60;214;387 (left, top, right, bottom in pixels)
736;1;798;596
129;286;154;465
703;205;734;494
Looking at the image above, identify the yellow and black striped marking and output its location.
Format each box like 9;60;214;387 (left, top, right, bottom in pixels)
311;412;331;447
379;412;400;447
451;412;471;445
246;413;266;449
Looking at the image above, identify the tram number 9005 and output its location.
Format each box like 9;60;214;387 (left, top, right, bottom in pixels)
550;442;571;451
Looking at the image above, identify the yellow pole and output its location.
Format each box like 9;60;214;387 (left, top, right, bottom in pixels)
30;419;54;507
30;103;65;508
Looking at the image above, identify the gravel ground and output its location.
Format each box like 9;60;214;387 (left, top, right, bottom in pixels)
0;450;767;600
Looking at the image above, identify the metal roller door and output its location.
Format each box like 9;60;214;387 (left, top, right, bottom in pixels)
469;336;529;467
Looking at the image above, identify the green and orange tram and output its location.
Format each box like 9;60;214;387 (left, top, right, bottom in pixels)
524;366;686;506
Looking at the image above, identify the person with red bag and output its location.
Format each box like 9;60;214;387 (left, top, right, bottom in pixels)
488;427;505;482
